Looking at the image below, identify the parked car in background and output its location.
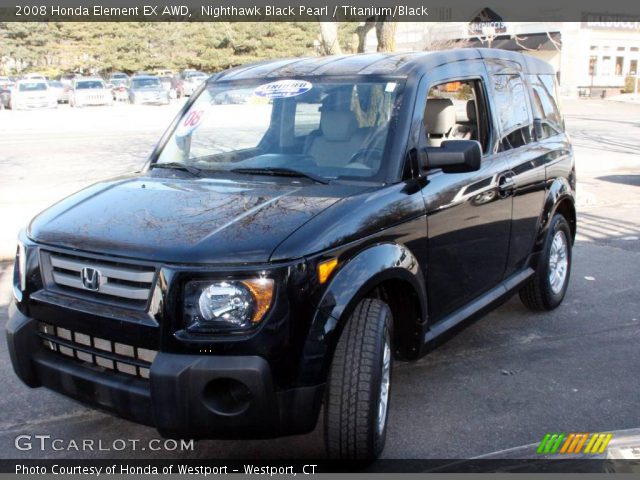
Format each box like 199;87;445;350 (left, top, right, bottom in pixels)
158;75;178;99
129;75;169;105
70;77;113;107
0;86;11;110
47;80;68;104
0;76;14;90
108;72;129;85
23;73;47;82
59;73;81;88
108;77;129;102
156;69;174;77
10;80;56;109
181;71;208;96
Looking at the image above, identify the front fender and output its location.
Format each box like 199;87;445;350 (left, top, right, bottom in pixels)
296;243;427;385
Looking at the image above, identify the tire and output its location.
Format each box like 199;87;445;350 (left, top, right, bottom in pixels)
324;298;393;460
520;213;572;311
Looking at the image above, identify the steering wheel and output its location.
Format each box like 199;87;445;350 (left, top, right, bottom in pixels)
347;148;384;169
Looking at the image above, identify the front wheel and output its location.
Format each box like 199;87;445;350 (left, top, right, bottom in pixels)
324;298;393;460
520;213;573;311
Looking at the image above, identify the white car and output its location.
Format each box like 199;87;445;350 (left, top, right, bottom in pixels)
181;71;208;96
10;80;57;109
23;73;47;82
70;78;113;107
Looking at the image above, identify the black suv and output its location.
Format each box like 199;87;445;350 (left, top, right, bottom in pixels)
8;49;576;460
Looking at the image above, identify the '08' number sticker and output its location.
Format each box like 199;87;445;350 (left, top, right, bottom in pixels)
176;108;207;137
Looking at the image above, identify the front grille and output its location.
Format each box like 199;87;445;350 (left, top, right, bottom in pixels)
40;250;156;310
83;95;107;103
38;321;156;379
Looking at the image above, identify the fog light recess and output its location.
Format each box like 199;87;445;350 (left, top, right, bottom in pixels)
202;378;253;416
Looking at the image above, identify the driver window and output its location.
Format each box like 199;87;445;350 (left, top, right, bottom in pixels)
423;79;490;153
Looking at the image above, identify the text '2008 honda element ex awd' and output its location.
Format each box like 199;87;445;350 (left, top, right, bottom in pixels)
8;49;576;460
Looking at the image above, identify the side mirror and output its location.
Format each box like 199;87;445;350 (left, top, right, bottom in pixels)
533;118;544;140
423;140;482;174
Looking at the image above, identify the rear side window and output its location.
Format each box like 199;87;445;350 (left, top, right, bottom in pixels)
528;74;564;136
490;74;533;151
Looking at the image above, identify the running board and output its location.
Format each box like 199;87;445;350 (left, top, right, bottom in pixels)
423;268;534;344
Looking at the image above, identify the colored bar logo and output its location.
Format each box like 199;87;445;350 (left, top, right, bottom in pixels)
537;432;613;455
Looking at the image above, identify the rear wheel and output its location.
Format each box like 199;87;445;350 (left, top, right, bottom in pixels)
324;298;393;460
520;213;572;311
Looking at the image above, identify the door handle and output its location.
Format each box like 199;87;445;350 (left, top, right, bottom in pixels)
498;173;516;197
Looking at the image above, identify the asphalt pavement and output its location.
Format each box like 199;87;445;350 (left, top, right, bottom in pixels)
0;98;638;459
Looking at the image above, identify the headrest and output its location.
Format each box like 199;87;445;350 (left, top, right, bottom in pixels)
320;111;358;142
466;100;477;121
424;98;455;135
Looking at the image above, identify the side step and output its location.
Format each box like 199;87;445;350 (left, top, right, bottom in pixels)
423;268;534;344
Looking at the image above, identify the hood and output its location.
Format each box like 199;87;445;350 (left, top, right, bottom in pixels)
28;173;352;264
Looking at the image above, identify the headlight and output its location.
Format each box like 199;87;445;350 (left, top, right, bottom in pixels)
184;278;274;333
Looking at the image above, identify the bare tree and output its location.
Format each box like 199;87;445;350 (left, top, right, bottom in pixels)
318;20;342;55
375;21;397;52
354;18;376;53
349;18;398;54
424;37;470;51
474;26;499;48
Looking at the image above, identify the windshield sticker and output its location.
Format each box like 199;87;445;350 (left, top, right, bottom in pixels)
254;80;312;99
175;107;208;137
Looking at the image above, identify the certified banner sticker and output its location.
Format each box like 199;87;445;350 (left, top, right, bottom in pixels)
254;80;312;99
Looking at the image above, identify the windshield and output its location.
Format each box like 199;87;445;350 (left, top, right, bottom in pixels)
76;80;105;89
156;78;403;181
132;78;161;89
19;82;47;92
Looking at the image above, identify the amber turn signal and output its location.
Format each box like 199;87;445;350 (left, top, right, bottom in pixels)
317;258;338;285
241;278;274;324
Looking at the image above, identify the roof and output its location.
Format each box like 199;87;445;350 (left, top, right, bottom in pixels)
213;48;554;82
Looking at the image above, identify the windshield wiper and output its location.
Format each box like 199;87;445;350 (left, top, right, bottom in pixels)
229;167;330;184
152;162;201;176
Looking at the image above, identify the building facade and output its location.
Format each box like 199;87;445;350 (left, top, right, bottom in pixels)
366;19;640;97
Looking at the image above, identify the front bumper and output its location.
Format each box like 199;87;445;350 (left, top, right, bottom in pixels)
6;303;323;439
